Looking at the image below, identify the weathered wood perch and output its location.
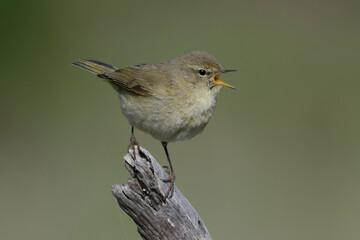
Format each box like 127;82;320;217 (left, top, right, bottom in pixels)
111;145;213;240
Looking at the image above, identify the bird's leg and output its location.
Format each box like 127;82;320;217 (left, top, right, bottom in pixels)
128;126;138;159
161;142;176;199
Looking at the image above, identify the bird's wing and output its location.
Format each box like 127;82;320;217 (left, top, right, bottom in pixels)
101;63;173;96
100;64;153;95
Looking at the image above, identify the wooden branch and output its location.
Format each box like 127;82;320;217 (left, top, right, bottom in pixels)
111;145;213;240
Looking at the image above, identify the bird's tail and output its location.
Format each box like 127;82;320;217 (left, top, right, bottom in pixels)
72;59;116;75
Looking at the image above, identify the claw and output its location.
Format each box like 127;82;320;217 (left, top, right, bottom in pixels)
162;171;176;200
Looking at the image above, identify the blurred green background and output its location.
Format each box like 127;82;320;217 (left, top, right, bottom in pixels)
1;0;359;239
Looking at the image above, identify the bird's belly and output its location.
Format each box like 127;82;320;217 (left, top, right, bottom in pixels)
119;93;216;143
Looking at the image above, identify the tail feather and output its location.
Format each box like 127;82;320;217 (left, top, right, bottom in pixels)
72;59;116;75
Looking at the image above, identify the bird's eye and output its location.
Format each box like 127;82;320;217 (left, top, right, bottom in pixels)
198;69;207;76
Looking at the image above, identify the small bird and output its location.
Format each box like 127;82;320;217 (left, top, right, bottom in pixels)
72;51;236;199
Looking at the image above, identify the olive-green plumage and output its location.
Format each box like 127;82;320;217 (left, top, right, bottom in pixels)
72;51;235;142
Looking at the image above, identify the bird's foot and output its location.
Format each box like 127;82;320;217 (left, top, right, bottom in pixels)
127;135;139;160
161;169;176;200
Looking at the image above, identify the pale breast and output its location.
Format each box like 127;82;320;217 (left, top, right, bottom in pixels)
168;90;217;142
118;89;217;143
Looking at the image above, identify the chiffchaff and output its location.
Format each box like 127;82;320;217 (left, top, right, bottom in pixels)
72;51;236;199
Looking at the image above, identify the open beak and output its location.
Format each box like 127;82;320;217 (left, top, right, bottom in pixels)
213;69;237;89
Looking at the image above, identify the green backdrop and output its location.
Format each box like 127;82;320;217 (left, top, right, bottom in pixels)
1;0;359;239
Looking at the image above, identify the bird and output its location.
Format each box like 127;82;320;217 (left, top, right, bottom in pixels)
72;50;236;199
